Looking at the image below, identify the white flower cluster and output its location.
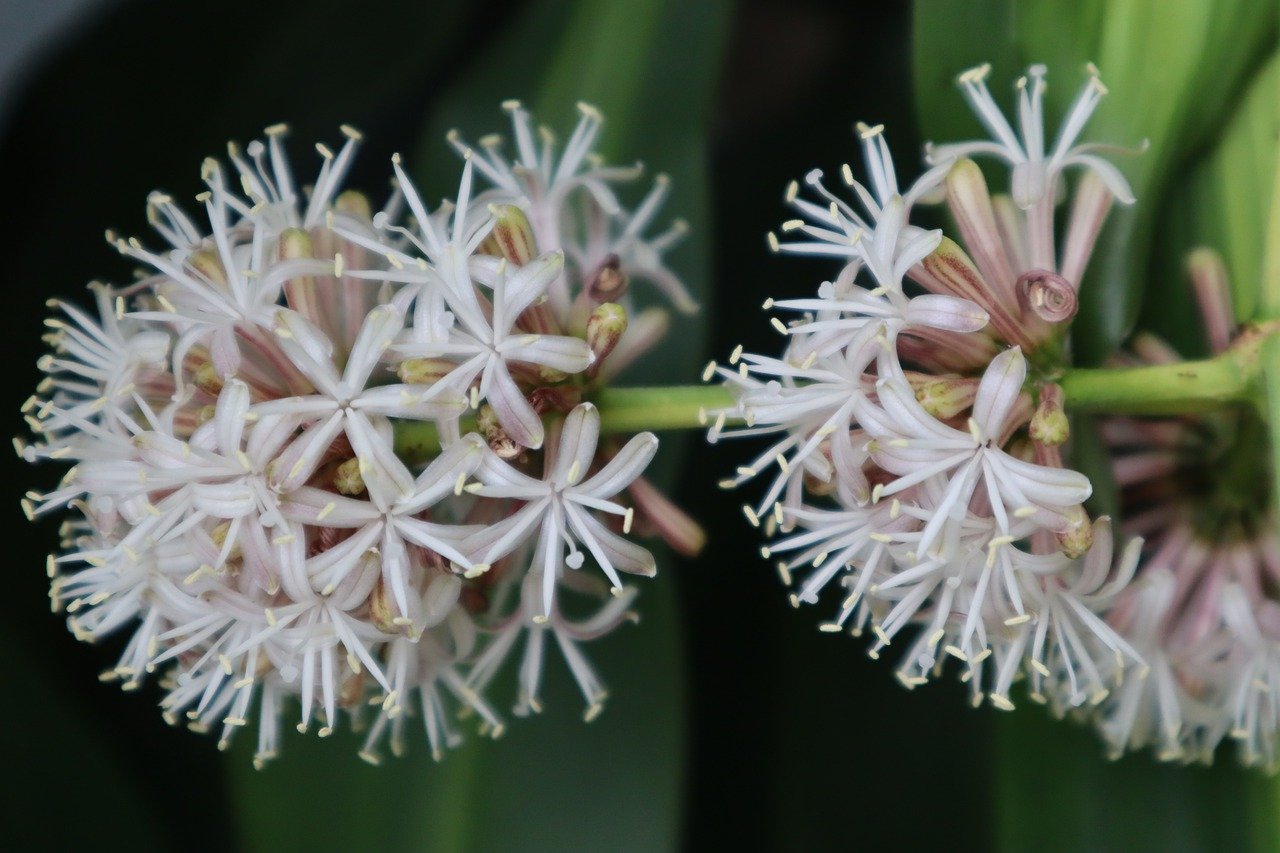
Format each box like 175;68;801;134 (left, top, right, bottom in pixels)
21;104;697;766
1100;250;1280;769
709;65;1151;715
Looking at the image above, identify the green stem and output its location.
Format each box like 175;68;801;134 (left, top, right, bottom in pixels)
591;385;736;433
392;330;1279;459
1057;350;1259;415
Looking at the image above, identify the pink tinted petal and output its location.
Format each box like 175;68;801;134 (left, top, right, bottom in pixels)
279;486;379;526
473;446;546;496
271;308;341;395
393;517;473;567
345;412;415;510
269;411;344;492
465;500;547;563
211;324;242;378
994;452;1093;507
500;334;593;373
578;431;658;499
214;378;251;457
486;360;544;449
903;294;989;333
340;304;404;394
972;347;1026;439
552;404;601;487
352;384;468;420
397;434;486;514
497;251;565;330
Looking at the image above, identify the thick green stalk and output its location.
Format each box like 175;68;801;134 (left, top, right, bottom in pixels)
1057;346;1262;415
392;335;1278;459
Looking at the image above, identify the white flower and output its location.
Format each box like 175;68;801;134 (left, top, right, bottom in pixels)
465;403;658;617
467;570;639;720
450;101;695;316
255;304;464;497
387;252;593;449
772;122;951;269
927;63;1137;209
279;434;485;618
21;284;170;462
864;347;1091;558
26;110;686;764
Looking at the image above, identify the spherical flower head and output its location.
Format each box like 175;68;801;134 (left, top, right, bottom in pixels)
25;106;698;765
710;60;1156;733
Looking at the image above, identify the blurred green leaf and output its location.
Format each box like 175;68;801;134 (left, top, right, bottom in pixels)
995;708;1280;853
230;1;729;851
1142;51;1278;350
913;0;1277;364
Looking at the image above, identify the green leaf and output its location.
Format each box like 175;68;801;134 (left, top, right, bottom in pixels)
995;709;1280;853
1141;51;1279;350
229;2;730;851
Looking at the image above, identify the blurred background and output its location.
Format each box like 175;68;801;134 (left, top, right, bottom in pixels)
1;1;1276;851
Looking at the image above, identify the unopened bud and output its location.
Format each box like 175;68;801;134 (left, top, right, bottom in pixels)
370;579;410;634
397;357;456;385
334;190;372;221
193;361;225;395
187;248;228;287
1056;505;1093;558
478;204;537;265
906;372;978;420
587;255;629;303
1029;383;1069;446
530;385;582;416
333;457;366;496
339;671;366;708
538;365;569;384
278;228;317;317
1017;269;1077;324
278;227;313;260
476;405;520;459
587;302;627;369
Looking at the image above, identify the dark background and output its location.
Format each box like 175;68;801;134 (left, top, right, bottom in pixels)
0;2;994;850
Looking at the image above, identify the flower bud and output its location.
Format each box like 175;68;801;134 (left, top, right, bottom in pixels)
530;385;582;416
1029;383;1069;446
187;248;228;288
476;405;521;459
370;578;411;635
906;372;979;420
588;255;629;303
478;204;537;266
333;457;366;496
397;357;456;385
1017;269;1078;324
1055;505;1093;558
278;228;317;317
587;302;627;370
193;361;225;396
334;189;372;220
